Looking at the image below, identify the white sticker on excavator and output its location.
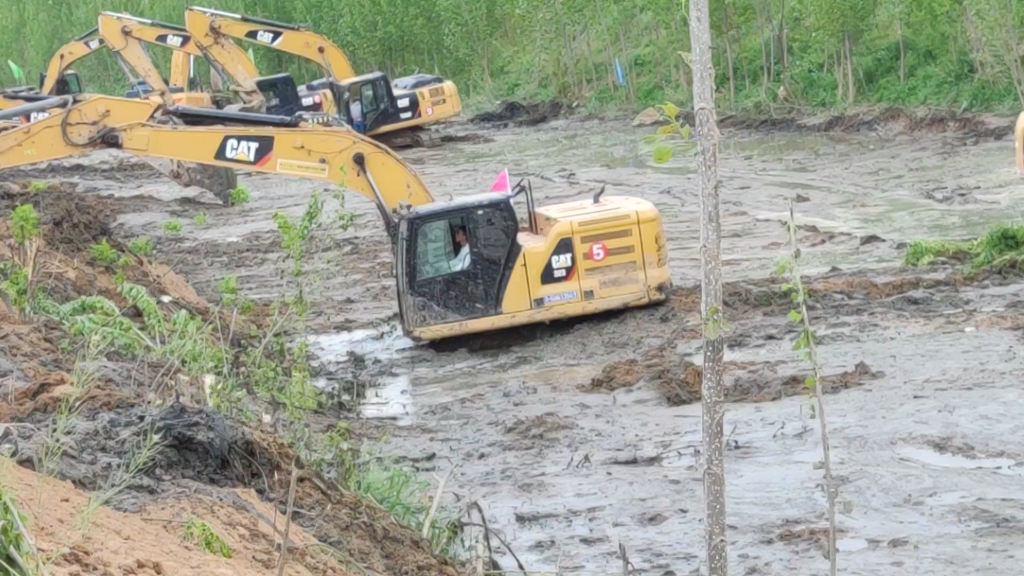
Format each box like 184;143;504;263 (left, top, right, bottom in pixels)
397;97;410;108
400;112;412;119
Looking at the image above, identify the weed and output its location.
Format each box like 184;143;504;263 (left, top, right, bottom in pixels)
229;187;250;206
89;239;120;266
193;212;208;226
27;181;46;193
0;473;38;575
776;199;838;576
128;237;156;257
9;204;39;244
906;223;1024;271
183;517;232;558
163;220;183;236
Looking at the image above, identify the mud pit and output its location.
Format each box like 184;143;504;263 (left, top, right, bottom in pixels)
6;111;1024;575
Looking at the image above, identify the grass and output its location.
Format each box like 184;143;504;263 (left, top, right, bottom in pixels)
183;517;232;558
906;223;1024;271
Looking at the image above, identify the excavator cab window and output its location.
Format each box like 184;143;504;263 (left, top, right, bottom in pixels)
401;198;520;328
255;74;303;116
39;72;84;96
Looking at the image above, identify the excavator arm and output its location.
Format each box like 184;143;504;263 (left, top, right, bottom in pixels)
39;27;107;95
186;6;356;80
97;11;177;106
183;8;264;108
99;12;209;90
0;95;433;228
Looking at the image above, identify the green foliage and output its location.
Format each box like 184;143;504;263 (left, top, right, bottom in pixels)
0;0;1020;113
906;223;1024;270
183;517;232;558
193;212;209;226
1;266;29;313
273;191;325;279
9;204;39;245
89;239;120;266
27;181;46;193
162;220;182;236
229;187;251;207
0;483;34;575
129;237;156;257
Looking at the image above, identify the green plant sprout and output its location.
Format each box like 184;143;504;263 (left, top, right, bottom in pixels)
183;517;232;558
775;198;838;576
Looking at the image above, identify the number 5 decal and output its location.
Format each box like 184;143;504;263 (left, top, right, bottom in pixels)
589;242;607;262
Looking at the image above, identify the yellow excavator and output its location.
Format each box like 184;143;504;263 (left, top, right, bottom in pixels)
183;6;461;148
0;95;671;341
0;12;214;112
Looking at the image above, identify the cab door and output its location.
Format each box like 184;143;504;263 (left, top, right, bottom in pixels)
401;203;518;330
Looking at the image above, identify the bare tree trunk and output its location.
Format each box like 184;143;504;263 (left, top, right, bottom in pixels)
897;18;905;84
780;0;788;74
689;0;726;574
844;31;855;104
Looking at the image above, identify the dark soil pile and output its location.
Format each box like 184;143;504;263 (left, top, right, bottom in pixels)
470;100;565;127
0;180;463;576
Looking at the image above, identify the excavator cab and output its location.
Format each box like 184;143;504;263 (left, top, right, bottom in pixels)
38;71;85;95
396;192;523;331
334;72;417;133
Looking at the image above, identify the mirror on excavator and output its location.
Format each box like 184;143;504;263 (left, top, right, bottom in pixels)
38;70;85;95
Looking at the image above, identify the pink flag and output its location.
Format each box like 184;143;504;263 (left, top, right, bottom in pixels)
489;168;511;193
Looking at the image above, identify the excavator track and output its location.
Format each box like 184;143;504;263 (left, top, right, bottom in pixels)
375;127;443;149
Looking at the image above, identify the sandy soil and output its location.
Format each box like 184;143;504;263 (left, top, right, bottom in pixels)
4;106;1024;575
1;460;354;576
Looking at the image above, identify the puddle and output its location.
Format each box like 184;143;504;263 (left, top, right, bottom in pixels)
360;374;413;425
899;447;1021;472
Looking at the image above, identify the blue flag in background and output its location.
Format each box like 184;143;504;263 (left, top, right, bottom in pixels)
614;58;626;86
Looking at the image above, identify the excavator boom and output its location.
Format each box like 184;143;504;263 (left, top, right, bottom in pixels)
183;8;264;108
0;95;671;342
96;11;177;105
0;95;432;223
39;27;106;95
188;6;356;80
99;12;208;89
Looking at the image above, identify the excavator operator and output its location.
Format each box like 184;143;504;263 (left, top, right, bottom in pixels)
449;225;471;271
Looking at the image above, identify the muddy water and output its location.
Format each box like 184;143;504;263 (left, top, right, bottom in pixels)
22;117;1024;574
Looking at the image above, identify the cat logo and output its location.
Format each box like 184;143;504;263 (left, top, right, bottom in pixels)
550;253;573;278
245;29;284;46
20;111;49;124
213;135;274;166
156;33;190;48
540;238;577;284
83;38;104;51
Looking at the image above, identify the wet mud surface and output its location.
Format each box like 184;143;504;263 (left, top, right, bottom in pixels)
6;110;1024;575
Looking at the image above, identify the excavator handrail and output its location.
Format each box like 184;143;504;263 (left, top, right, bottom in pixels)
0;96;73;120
191;6;304;31
0;95;436;231
186;5;356;81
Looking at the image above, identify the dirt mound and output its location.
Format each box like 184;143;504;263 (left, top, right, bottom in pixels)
0;460;356;576
0;181;463;576
470;100;564;127
583;342;882;406
0;181;119;254
672;106;1013;139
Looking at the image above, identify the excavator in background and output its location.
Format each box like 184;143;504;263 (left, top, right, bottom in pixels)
0;95;672;341
0;13;214;109
183;6;462;148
